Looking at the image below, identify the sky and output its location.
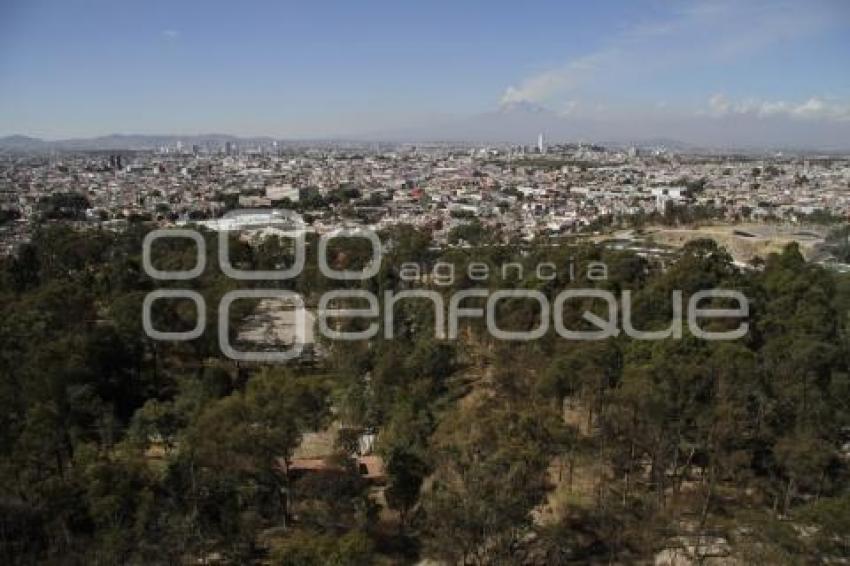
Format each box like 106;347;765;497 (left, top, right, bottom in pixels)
1;0;849;146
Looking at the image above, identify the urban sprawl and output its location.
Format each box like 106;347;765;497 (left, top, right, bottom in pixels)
2;137;849;268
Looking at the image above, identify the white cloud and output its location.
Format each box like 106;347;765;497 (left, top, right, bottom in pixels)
161;29;180;40
500;53;606;106
705;94;850;122
498;1;840;110
708;93;731;115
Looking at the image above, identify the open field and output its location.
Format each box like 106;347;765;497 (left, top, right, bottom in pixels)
605;223;827;263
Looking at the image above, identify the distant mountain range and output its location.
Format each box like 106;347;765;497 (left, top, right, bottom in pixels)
3;102;850;154
366;103;850;153
0;132;698;155
0;133;278;152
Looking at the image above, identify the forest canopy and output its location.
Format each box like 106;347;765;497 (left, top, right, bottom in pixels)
1;224;849;564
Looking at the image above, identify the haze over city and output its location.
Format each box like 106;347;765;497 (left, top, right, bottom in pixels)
2;0;850;148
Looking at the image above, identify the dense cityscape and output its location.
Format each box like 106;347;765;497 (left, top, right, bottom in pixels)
3;137;850;261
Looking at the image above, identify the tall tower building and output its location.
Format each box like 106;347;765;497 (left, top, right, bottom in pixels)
537;132;545;154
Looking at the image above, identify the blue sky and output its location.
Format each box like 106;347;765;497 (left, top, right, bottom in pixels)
1;0;849;143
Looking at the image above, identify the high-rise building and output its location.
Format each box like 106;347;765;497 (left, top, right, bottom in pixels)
537;133;545;154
